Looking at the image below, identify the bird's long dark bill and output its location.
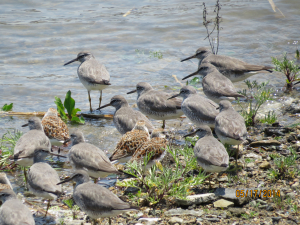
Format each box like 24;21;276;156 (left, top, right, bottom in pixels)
183;130;197;138
182;70;200;80
49;153;67;158
64;58;78;66
57;176;74;185
97;103;111;110
181;54;196;62
21;123;29;127
127;90;137;94
167;93;180;100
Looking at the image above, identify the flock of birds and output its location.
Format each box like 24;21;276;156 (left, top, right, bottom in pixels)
0;47;273;225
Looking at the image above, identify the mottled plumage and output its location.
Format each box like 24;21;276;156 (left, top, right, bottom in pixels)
181;47;273;82
98;95;154;135
110;120;150;163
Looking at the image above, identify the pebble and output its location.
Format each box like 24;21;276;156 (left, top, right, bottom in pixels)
246;163;255;168
169;217;184;224
213;199;234;208
175;193;216;206
205;218;220;222
164;208;204;217
259;161;271;169
249;140;281;147
228;207;245;217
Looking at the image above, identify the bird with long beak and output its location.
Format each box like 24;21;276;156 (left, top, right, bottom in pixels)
184;125;229;188
182;63;245;103
127;82;183;129
57;170;138;225
181;47;273;82
64;51;111;112
97;95;154;135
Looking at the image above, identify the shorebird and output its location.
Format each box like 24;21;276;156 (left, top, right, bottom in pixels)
27;148;63;216
184;125;229;188
127;82;183;129
182;63;245;103
13;117;51;182
181;47;273;82
129;129;168;170
42;108;70;146
57;170;138;225
109;120;150;163
64;51;111;112
168;86;219;128
215;100;247;163
69;129;122;183
0;173;13;189
97;95;154;135
0;189;35;225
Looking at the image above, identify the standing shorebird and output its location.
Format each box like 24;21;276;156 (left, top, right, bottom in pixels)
129;129;168;170
184;125;229;188
109;120;150;163
168;86;219;128
181;47;273;82
0;189;35;225
42;108;70;147
215;100;247;164
98;95;154;135
182;63;245;103
27;148;63;216
64;51;111;112
127;82;183;129
13;117;51;182
57;170;137;225
69;129;122;183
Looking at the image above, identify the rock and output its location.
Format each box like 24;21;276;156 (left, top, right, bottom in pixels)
138;218;161;224
218;176;228;182
266;204;275;211
272;217;282;223
244;153;262;160
228;208;245;217
249;140;281;147
292;182;299;189
259;161;271;169
264;127;289;136
256;199;267;205
285;192;296;199
285;100;300;114
124;187;139;195
169;217;184;224
214;188;252;205
164;208;203;217
204;218;220;222
175;193;216;206
213;199;234;208
246;163;255;168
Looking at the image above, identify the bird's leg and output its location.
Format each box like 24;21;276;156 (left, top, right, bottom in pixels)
23;167;27;185
88;91;93;112
99;90;102;108
209;175;212;189
45;200;51;217
94;178;98;184
235;144;240;167
218;173;221;188
162;120;165;129
109;217;112;225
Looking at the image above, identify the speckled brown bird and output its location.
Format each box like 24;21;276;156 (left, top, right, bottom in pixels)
109;120;150;163
129;129;168;170
42;108;70;146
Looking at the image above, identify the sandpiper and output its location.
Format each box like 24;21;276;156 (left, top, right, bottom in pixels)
64;51;111;111
0;173;13;189
97;95;154;135
129;129;168;170
215;100;247;163
27;148;63;216
127;82;183;129
184;125;229;188
181;47;273;82
42;108;70;146
69;129;122;183
109;120;150;163
0;189;35;225
13;117;51;182
57;170;137;225
168;86;219;128
182;63;245;103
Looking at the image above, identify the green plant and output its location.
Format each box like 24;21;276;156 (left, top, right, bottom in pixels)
186;77;201;87
149;50;163;59
1;103;13;112
259;110;277;124
272;53;300;92
237;80;273;126
54;90;85;124
62;198;80;219
241;211;258;220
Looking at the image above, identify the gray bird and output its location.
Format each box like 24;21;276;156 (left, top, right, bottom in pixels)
168;86;219;128
27;148;63;216
181;47;273;82
97;95;154;135
69;129;122;183
184;125;229;188
13;117;51;183
0;173;13;190
182;63;245;103
127;82;183;129
57;170;137;225
64;51;111;112
0;189;35;225
215;100;247;163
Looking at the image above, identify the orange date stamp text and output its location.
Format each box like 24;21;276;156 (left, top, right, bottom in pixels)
236;189;280;198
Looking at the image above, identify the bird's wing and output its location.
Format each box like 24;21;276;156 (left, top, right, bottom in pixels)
78;60;110;84
42;116;70;141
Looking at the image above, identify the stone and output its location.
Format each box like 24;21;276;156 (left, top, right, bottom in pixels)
266;204;275;211
213;199;234;208
124;187;139;195
264;127;289;136
285;100;300;114
259;161;271;169
246;163;255;168
272;217;282;223
175;193;216;206
214;188;252;205
256;199;267;204
164;208;204;217
138;218;161;225
228;208;245;217
244;153;262;160
249;140;281;147
204;218;220;222
169;217;184;224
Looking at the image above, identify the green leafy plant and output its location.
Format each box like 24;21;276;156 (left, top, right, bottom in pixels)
1;103;13;112
186;77;201;87
237;80;273;126
272;53;300;92
259;110;277;124
62;198;80;219
54;90;85;124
